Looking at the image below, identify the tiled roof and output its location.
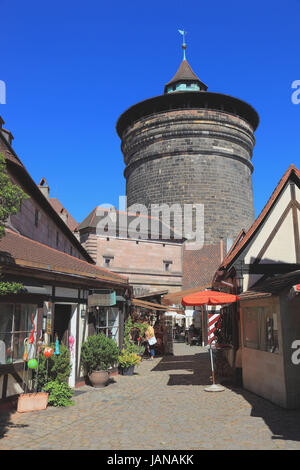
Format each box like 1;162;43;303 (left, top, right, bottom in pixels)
0;133;23;168
0;229;129;285
182;243;225;290
164;60;207;91
78;207;184;241
49;198;78;232
218;164;300;271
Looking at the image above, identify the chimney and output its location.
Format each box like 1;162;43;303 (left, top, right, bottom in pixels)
38;177;50;199
60;208;69;225
0;118;14;146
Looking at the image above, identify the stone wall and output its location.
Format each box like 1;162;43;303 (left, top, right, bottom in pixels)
121;108;256;245
8;170;83;259
81;232;182;295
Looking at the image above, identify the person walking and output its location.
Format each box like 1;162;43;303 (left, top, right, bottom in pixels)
144;323;157;360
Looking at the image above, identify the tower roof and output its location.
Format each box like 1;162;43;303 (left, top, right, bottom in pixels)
164;59;208;94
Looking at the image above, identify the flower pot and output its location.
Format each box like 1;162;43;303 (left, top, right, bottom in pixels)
120;365;135;376
88;370;109;388
17;392;49;413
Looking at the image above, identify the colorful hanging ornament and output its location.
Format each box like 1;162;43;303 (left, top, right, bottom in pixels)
22;338;29;362
43;347;54;358
54;338;60;355
68;336;75;359
27;358;37;369
28;314;35;345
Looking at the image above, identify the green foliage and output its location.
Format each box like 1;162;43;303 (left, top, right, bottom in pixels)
0;280;24;296
43;380;74;407
81;333;119;374
36;343;72;391
123;318;146;356
133;321;149;338
0;153;28;295
118;349;141;368
0;153;28;239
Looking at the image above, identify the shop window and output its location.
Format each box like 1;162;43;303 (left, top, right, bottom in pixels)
243;306;279;354
94;307;119;346
0;304;36;364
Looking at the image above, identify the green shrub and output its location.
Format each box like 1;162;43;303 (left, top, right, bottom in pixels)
43;380;74;407
35;343;72;391
81;333;119;374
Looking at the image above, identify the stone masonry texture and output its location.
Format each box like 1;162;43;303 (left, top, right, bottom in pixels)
1;343;300;450
121;108;256;245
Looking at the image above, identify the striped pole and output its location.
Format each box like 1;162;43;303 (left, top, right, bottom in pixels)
208;310;220;344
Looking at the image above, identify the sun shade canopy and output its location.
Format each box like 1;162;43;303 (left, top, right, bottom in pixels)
182;290;239;306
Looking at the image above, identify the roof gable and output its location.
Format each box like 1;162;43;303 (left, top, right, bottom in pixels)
218;164;300;271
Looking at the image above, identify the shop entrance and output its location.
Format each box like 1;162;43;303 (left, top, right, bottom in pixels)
54;304;72;346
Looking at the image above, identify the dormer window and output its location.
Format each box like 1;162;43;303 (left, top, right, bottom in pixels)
103;255;114;267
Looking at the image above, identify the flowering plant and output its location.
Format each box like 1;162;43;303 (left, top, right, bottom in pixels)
118;349;141;368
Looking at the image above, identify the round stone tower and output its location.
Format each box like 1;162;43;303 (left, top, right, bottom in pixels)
116;55;259;245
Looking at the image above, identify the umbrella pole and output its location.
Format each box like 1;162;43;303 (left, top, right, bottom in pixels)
209;343;215;385
204;305;225;393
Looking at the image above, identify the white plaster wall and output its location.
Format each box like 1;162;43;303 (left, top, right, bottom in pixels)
241;298;287;408
244;185;294;264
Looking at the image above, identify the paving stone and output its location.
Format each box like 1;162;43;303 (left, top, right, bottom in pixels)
1;343;300;449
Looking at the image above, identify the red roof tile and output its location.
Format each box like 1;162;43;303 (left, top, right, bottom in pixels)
49;198;78;232
0;229;129;285
182;243;225;290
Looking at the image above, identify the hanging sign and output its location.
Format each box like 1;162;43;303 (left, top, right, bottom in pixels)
88;290;116;307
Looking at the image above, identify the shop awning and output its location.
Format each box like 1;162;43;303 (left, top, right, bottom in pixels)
132;298;184;313
162;284;210;306
24;285;48;295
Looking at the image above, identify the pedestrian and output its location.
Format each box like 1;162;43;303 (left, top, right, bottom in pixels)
144;323;157;360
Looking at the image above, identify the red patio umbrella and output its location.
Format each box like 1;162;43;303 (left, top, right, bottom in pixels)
182;290;239;306
182;289;240;392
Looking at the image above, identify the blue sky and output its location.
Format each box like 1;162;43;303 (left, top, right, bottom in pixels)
0;0;299;224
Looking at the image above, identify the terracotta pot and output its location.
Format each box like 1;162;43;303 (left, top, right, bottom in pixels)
17;392;49;413
88;370;109;388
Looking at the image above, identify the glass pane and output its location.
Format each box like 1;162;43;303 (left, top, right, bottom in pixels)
108;308;119;327
14;304;34;332
260;308;279;354
96;309;107;328
12;332;27;361
0;304;14;364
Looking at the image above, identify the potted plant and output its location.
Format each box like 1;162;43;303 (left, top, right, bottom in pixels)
118;349;141;376
81;333;119;388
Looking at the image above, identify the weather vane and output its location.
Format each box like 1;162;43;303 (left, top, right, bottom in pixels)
178;29;187;60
